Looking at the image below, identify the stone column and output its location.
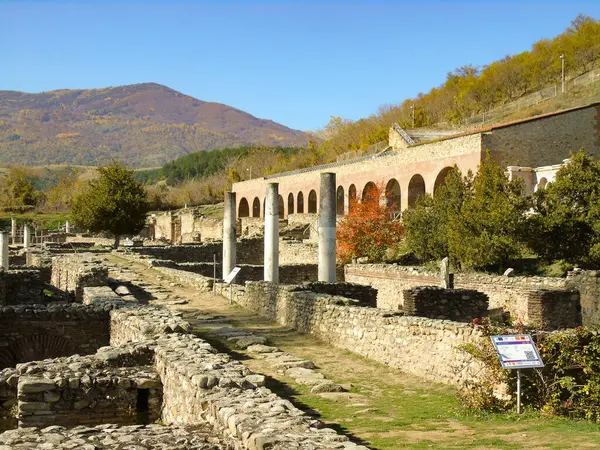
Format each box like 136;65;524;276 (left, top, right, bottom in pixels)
0;232;8;270
10;218;16;244
264;183;279;283
23;225;30;249
222;192;237;279
318;173;337;282
440;257;450;288
65;220;71;234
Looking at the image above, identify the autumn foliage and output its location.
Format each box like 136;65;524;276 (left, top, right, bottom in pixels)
336;184;404;263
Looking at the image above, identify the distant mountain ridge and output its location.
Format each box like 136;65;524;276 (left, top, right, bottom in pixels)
0;83;311;167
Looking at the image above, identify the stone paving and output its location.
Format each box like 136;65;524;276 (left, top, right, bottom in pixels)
107;261;347;395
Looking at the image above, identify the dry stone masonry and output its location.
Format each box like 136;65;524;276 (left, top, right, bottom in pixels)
0;279;367;449
403;286;489;322
345;264;591;328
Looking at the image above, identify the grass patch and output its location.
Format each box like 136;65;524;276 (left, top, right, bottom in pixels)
0;212;70;230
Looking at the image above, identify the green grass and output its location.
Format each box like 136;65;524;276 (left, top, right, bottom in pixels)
0;212;70;230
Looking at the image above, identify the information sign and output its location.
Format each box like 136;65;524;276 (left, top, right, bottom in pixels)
224;267;241;284
491;334;544;369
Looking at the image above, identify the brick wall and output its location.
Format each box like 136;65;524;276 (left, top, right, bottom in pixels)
527;290;581;330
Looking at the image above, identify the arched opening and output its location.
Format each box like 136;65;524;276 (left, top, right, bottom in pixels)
287;193;295;215
336;186;345;215
434;167;454;194
362;182;379;202
238;198;250;217
408;174;426;207
297;192;304;213
308;190;317;213
0;333;78;370
348;184;357;212
536;177;548;191
252;197;260;217
278;195;285;219
385;179;401;212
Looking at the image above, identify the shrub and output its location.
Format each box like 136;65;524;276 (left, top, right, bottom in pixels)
460;319;600;421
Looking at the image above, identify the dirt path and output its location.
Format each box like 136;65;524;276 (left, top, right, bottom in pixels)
106;254;600;450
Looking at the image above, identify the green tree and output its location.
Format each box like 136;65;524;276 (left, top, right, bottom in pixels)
403;156;528;270
71;162;149;247
450;155;528;270
0;165;41;211
403;166;466;261
527;150;600;265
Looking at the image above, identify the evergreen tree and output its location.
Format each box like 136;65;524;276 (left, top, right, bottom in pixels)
72;162;149;247
527;150;600;265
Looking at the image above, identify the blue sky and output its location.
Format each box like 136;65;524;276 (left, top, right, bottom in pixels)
1;1;599;131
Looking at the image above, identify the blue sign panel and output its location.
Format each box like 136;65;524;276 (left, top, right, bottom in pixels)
490;334;544;370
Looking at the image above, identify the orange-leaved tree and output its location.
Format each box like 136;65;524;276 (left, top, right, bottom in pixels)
336;183;404;263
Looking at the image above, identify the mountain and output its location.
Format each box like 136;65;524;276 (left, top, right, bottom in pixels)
0;83;312;168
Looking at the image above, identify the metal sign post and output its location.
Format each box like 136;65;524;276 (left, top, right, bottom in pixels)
491;334;544;414
213;253;217;294
223;267;241;305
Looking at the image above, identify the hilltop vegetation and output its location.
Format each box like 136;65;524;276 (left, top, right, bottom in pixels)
319;14;600;156
135;145;308;186
0;83;312;167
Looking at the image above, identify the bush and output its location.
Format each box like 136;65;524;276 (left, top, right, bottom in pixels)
460;319;600;421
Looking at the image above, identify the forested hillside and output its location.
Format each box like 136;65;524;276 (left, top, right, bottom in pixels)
318;14;600;157
136;145;307;185
0;83;312;167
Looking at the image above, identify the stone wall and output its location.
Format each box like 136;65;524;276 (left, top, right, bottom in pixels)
0;304;111;369
106;293;365;449
302;282;377;307
15;348;161;428
527;290;581;330
345;264;598;326
50;254;108;302
403;286;489;322
485;104;599;168
280;239;318;265
236;282;483;387
0;269;52;306
154;261;320;285
126;237;264;266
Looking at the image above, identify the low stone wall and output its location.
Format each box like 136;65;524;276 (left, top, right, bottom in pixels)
155;260;320;285
345;264;598;326
0;269;53;306
16;349;161;428
238;282;483;387
125;237;264;265
279;239;318;265
403;286;489;322
0;304;111;369
107;293;365;449
527;290;581;330
302;282;377;307
50;254;108;302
